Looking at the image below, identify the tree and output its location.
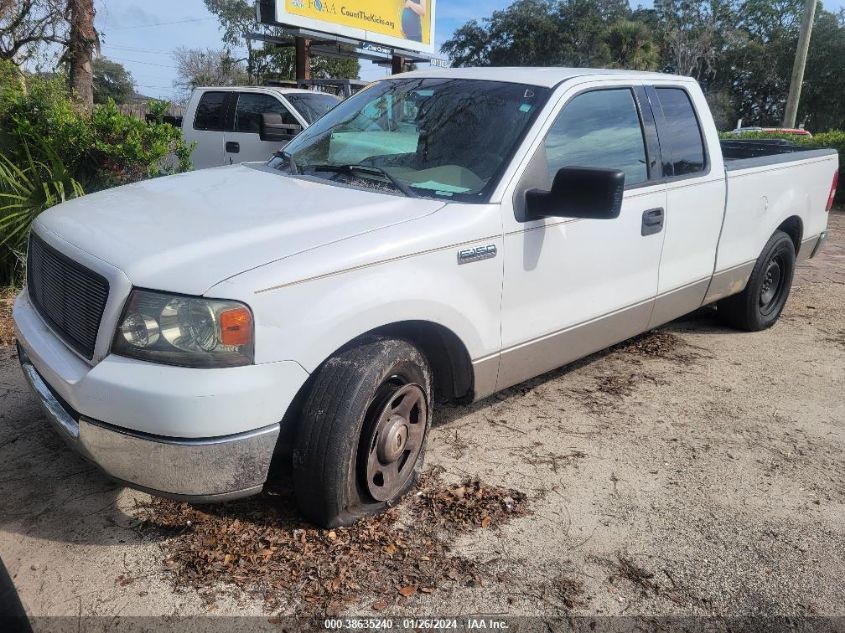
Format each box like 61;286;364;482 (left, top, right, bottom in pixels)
439;0;845;132
93;57;134;104
799;8;845;130
203;0;359;83
203;0;263;81
604;20;659;70
442;0;630;68
439;20;489;67
653;0;738;81
555;0;629;66
66;0;97;107
0;0;66;64
173;47;247;98
711;0;803;126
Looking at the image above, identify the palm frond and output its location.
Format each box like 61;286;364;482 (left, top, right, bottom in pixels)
0;137;85;251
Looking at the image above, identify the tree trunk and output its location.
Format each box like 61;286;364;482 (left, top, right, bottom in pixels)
67;0;97;109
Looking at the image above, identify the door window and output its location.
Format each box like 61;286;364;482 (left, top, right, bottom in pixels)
544;89;649;187
234;93;297;134
654;88;706;177
193;92;227;131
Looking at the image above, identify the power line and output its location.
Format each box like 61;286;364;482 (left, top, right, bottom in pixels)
101;44;175;56
106;17;216;31
107;56;178;69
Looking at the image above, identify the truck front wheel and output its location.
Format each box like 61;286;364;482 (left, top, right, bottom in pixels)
292;337;432;528
717;230;796;332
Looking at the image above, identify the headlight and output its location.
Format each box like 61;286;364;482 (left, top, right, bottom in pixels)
113;289;254;368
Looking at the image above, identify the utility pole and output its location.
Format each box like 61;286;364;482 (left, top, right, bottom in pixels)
783;0;817;128
67;0;97;109
391;54;405;75
295;36;311;82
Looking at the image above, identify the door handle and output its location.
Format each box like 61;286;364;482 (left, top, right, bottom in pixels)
225;141;240;154
641;208;665;236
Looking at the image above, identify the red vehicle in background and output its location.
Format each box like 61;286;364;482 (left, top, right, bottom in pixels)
731;125;813;138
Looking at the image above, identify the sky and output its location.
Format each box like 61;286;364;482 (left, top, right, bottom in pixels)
94;0;845;101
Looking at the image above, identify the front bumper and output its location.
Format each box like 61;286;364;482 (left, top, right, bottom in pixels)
18;343;280;502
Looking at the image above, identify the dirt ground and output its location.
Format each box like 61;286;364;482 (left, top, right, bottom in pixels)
0;213;843;627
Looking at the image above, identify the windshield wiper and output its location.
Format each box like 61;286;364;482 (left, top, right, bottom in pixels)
312;164;418;198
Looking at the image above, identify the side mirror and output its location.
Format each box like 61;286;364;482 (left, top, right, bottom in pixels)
525;167;625;220
260;113;303;143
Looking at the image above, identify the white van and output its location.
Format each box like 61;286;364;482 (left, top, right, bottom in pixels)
182;86;341;169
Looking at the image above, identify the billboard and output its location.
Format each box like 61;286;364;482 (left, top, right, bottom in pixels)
275;0;436;55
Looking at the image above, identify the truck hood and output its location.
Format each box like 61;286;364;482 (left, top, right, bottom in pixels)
34;164;446;295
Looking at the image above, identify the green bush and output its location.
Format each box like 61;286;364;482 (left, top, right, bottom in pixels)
721;129;845;203
0;69;192;190
0;139;84;282
0;60;194;284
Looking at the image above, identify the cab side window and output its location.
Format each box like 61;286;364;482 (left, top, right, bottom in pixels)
234;93;297;134
544;89;649;187
193;91;227;131
654;88;706;176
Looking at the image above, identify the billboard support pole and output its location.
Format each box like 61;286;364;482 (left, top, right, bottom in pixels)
295;37;311;81
391;54;405;75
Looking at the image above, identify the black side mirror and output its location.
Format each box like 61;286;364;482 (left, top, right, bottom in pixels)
525;167;625;220
260;113;303;143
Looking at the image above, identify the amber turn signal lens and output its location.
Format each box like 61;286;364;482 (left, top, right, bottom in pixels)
219;307;253;347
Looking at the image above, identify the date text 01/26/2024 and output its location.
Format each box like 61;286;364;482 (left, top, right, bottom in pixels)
322;618;510;630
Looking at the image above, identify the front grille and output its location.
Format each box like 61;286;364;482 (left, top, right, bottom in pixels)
27;233;109;360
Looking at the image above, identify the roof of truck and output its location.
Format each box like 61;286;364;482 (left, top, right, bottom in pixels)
192;86;326;95
391;67;694;88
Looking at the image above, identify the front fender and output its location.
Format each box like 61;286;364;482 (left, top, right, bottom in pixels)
210;204;504;375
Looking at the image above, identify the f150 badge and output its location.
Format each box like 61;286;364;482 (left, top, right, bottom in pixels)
458;244;498;265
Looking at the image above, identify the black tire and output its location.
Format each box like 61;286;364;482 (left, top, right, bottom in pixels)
292;337;432;528
717;230;796;332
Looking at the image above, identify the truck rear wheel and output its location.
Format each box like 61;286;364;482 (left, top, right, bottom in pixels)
717;230;796;332
292;337;432;528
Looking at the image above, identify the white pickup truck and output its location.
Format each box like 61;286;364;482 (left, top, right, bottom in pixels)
182;86;341;169
14;68;837;527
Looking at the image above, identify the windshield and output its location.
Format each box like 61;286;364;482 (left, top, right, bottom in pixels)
270;78;551;202
285;93;342;124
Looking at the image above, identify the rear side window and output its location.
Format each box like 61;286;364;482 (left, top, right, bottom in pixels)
655;88;706;176
234;93;297;133
544;88;648;187
193;92;227;131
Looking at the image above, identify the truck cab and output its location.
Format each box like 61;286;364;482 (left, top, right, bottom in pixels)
182;87;341;169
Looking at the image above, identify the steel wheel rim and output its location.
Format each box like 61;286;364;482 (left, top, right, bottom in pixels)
364;382;427;502
759;255;785;315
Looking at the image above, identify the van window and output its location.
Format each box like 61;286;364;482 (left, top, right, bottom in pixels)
235;93;297;134
655;88;706;176
193;92;227;131
544;89;648;187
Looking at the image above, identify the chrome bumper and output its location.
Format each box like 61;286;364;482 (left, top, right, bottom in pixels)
17;344;280;503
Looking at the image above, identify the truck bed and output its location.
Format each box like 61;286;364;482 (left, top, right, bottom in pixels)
720;139;836;170
714;140;838;279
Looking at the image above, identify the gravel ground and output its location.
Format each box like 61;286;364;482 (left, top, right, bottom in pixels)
0;213;843;626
